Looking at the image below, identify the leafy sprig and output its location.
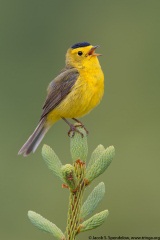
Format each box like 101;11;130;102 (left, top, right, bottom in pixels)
28;125;115;240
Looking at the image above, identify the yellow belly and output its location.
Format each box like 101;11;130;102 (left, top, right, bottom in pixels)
47;65;104;123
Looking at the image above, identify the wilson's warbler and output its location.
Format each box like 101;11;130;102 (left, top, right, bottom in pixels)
18;42;104;156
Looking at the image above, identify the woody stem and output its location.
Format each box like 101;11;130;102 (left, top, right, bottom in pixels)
65;160;86;240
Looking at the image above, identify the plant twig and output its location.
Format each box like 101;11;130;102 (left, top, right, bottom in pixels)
28;125;115;240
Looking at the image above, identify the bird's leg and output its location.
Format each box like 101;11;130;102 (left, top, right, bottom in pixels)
72;118;89;135
62;117;83;137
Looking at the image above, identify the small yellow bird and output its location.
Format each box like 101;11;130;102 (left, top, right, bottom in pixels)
18;42;104;156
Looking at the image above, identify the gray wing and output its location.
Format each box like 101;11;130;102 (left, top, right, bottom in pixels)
40;68;79;119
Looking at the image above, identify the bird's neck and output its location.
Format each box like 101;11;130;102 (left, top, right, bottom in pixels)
66;57;101;71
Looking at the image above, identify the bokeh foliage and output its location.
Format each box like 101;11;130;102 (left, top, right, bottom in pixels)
0;0;160;239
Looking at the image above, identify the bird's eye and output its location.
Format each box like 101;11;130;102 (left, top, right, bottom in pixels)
78;51;83;56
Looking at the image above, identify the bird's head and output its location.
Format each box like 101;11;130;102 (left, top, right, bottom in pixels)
65;42;102;69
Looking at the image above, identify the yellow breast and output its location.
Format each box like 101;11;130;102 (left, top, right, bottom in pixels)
47;56;104;122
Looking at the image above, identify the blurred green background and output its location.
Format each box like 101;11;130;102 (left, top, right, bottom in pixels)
1;0;160;239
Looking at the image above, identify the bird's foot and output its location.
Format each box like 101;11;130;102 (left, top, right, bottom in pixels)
62;117;88;138
72;118;89;135
62;117;86;137
68;124;84;138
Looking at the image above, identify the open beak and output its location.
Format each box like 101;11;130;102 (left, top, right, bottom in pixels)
88;45;102;56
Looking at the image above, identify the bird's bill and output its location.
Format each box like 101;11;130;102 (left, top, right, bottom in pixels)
88;45;102;56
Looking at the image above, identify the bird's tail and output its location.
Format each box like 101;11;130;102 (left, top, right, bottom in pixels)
18;117;50;157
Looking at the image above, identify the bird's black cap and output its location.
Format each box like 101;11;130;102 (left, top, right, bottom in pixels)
71;42;91;49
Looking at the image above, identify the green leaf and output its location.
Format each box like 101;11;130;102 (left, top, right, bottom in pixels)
87;144;105;169
61;164;78;190
86;146;115;183
42;144;64;182
28;211;65;240
70;124;88;163
80;182;105;220
79;210;109;232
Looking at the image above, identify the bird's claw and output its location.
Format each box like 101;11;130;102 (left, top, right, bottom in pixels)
72;118;89;135
68;124;84;138
77;123;89;135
